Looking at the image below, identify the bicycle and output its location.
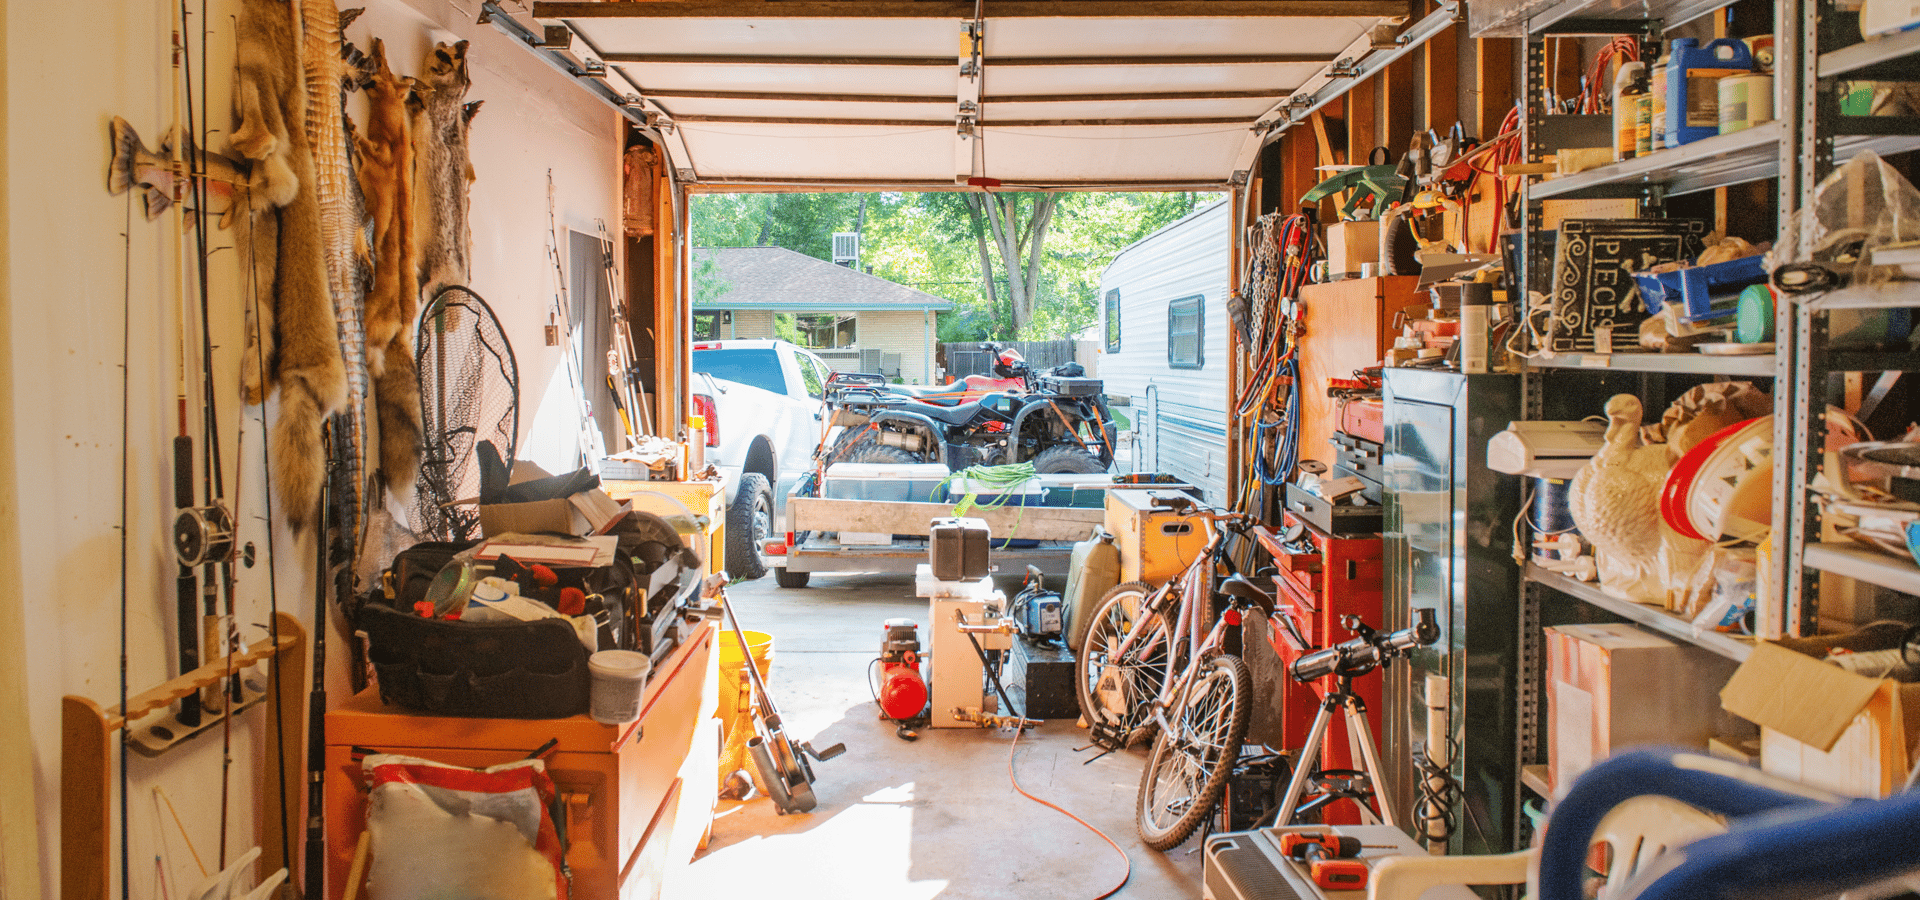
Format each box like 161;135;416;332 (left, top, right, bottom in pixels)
1074;495;1274;850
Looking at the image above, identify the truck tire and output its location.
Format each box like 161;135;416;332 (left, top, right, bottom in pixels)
774;567;810;589
843;442;926;465
726;473;774;581
1031;445;1109;474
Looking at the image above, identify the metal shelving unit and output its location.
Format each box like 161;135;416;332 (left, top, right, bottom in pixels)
1526;564;1755;660
1803;542;1920;595
1523;350;1778;376
1531;123;1784;200
1473;0;1738;39
1819;26;1920;78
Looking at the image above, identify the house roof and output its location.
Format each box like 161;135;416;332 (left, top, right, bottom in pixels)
694;246;955;312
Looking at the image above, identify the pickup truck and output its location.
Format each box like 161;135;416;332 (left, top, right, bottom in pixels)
689;339;832;580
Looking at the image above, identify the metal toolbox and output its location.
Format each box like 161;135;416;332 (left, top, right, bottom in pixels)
1284;482;1383;537
1039;376;1104;396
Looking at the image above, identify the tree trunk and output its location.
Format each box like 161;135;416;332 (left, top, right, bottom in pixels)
964;195;1002;332
975;193;1058;334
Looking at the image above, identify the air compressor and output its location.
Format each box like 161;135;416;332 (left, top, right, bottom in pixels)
874;618;929;740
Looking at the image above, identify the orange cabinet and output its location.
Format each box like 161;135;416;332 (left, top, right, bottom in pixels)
325;621;720;900
1296;276;1423;467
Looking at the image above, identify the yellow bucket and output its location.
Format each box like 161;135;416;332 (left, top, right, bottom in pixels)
717;629;774;791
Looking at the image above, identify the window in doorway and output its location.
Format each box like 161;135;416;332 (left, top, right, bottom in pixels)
1104;289;1121;352
1167;294;1204;369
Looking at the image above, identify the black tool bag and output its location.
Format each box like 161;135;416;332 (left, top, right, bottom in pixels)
358;602;591;719
357;513;702;719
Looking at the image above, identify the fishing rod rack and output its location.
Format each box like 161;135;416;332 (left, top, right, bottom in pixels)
61;611;308;900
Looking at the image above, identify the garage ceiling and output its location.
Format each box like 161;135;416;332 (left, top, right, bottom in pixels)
506;1;1416;190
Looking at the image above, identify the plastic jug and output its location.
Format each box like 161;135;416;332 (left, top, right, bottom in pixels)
1665;38;1754;146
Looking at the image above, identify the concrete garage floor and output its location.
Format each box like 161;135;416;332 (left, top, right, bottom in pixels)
669;571;1205;899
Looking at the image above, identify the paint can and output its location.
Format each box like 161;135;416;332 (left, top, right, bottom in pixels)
1719;73;1774;134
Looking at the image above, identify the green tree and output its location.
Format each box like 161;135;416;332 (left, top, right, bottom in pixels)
691;189;1221;342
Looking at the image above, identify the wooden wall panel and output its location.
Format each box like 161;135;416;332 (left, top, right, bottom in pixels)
1474;38;1518;140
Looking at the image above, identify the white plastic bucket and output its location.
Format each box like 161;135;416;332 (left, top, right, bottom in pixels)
588;650;652;724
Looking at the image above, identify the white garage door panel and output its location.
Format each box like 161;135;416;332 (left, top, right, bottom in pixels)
680;126;956;181
516;2;1414;187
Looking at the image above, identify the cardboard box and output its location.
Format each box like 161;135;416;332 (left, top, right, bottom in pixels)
1720;623;1920;797
476;462;627;537
1546;623;1741;790
1326;220;1381;278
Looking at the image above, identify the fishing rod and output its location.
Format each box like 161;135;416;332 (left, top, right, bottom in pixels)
304;423;336;900
178;0;247;868
118;162;136;900
596;218;649;442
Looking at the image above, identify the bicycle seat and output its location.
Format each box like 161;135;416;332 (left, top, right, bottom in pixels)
1221;575;1275;614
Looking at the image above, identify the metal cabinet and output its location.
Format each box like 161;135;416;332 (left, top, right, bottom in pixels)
1380;368;1523;856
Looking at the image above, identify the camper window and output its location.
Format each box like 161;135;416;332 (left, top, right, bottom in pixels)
1167;295;1204;369
1105;289;1122;351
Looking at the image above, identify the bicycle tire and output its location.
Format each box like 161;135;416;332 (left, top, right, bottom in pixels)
1074;581;1165;741
1136;654;1253;850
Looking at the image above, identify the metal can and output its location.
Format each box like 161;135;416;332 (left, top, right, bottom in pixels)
1719;73;1774;134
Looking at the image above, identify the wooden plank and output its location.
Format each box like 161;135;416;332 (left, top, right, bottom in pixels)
1473;38;1517;140
62;696;110;900
789;497;1105;541
1421;1;1459;130
1347;78;1378;165
263;611;308;886
1380;53;1417;161
537;1;1411;19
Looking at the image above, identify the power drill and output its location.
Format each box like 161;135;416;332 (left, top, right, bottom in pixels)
1277;832;1369;891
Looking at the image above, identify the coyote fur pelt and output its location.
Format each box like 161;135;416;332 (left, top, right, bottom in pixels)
231;0;346;532
413;40;478;303
354;37;423;502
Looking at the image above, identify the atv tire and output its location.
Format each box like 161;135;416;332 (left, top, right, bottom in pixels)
725;472;774;581
842;442;928;465
1031;446;1109;474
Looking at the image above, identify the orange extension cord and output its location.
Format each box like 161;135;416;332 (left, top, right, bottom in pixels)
1006;725;1133;899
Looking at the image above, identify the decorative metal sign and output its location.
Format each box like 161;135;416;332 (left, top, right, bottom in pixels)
1550;218;1708;352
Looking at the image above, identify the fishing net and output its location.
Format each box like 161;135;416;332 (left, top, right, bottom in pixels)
412;286;519;541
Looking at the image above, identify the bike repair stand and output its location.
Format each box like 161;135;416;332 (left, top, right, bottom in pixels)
1274;673;1398;827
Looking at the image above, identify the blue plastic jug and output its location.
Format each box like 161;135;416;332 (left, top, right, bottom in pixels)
1665;38;1754;146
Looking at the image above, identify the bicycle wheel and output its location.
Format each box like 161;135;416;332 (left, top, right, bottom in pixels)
1075;581;1166;743
1136;653;1252;850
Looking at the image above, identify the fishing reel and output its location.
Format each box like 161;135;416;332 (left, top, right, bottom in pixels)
173;504;236;568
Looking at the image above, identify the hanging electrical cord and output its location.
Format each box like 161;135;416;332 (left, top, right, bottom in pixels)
1411;733;1464;845
1232;213;1315;521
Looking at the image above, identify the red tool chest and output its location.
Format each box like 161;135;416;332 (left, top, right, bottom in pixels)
1256;515;1384;782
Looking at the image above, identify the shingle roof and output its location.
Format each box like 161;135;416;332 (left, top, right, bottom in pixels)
693;246;954;311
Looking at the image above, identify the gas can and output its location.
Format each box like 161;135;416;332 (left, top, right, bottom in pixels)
1063;529;1121;651
1665;38;1754;146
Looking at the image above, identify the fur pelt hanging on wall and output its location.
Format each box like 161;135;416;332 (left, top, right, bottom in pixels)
413;41;479;303
231;0;349;533
354;38;424;503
